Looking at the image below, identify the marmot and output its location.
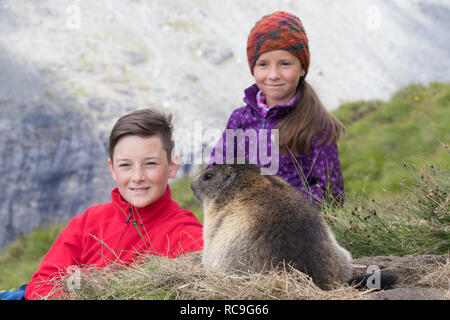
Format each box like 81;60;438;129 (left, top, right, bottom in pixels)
191;163;354;289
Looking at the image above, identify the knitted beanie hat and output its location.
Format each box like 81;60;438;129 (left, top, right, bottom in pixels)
247;11;309;76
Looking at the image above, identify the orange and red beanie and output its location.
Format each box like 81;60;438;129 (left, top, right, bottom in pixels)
247;11;310;76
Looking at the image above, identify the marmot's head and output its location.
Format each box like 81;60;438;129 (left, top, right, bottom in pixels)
191;164;234;203
191;163;261;203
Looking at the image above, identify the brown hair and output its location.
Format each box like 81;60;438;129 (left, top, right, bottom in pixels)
278;79;345;156
109;109;174;163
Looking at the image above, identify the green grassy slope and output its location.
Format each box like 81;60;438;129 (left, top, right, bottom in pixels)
335;82;449;198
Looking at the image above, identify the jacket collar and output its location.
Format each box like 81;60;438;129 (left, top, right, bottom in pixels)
243;83;302;118
110;185;174;224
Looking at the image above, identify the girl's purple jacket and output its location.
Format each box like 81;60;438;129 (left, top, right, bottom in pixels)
207;84;345;204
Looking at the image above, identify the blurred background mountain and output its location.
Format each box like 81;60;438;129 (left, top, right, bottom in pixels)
0;0;449;251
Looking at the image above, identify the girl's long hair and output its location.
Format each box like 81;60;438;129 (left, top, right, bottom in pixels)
278;78;345;156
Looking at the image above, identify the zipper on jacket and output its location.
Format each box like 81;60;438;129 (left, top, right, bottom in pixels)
113;208;133;256
125;208;132;224
261;117;267;129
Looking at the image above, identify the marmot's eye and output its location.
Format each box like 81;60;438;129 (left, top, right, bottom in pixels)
204;173;214;181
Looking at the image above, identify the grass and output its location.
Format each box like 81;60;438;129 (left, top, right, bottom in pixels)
334;82;450;198
321;162;449;258
56;256;440;301
170;175;203;223
0;223;65;291
1;82;449;295
52;251;371;300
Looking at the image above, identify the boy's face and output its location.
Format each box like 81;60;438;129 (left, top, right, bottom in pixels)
108;135;178;208
253;49;305;107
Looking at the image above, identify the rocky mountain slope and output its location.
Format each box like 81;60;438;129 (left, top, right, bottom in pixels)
0;0;449;250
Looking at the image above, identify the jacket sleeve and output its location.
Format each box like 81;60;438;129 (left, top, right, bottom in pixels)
24;216;83;300
302;140;345;204
206;109;242;169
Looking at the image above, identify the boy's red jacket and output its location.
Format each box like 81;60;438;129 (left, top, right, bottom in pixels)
24;186;203;300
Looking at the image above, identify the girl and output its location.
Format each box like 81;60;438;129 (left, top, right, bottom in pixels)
207;11;346;205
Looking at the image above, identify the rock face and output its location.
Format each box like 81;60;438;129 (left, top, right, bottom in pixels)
1;0;450;251
0;102;114;250
0;32;118;247
0;46;115;249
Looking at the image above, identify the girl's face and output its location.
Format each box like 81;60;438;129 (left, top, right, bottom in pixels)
253;50;305;107
108;135;178;208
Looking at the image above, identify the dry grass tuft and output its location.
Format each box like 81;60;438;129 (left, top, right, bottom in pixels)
418;255;449;295
54;251;371;300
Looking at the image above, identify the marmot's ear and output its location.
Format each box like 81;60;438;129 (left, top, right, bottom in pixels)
224;166;233;178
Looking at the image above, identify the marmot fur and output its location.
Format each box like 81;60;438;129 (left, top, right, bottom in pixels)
191;163;354;290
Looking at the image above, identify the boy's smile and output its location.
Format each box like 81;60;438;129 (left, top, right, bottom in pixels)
129;187;150;193
108;135;178;208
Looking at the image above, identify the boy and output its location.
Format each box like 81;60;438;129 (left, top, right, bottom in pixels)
24;109;203;300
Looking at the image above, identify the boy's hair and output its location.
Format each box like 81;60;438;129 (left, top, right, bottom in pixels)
109;109;174;163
